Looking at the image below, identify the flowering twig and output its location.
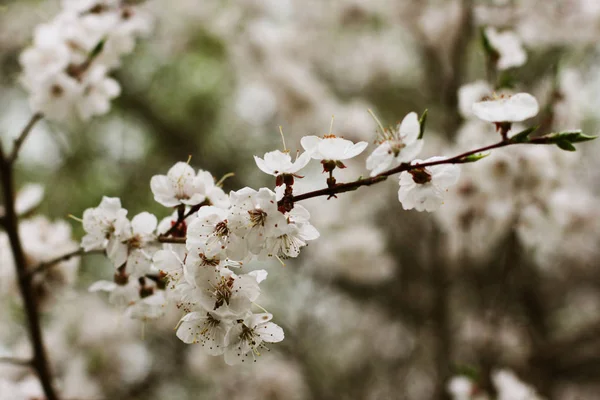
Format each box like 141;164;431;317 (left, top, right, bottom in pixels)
159;204;201;238
0;357;32;367
9;113;43;164
283;138;513;205
0;116;60;400
27;248;105;278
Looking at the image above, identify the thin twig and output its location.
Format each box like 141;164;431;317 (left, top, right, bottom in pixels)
158;237;186;244
281;138;513;206
9;113;43;163
159;205;200;238
27;248;104;278
0;356;32;367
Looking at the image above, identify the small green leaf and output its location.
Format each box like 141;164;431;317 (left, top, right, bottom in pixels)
418;109;428;140
556;140;576;151
510;126;538;143
460;153;490;163
89;38;106;60
479;27;495;56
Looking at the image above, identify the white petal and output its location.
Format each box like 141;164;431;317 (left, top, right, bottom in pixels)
343;141;368;159
300;135;321;156
131;212;157;235
89;280;117;292
254;155;275;175
399;112;420;143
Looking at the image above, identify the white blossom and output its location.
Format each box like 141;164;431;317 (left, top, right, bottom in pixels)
224;313;284;365
186;206;247;261
81;196;129;251
458;81;493;119
228;187;287;254
485;27;527;70
366;112;424;176
301;135;368;162
150;162;208;207
492;369;543;400
176;312;230;355
106;212;158;276
89;279;139;308
472;93;539;123
254;150;311;177
398;157;461;212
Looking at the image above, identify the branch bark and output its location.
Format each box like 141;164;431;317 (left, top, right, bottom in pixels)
0;116;60;400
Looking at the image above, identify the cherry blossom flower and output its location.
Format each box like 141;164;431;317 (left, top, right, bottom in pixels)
458;81;493;119
126;291;167;321
228;187;287;254
492;369;543;400
262;205;320;259
472;93;539;123
176;312;230;355
224;313;284;365
447;376;476;400
181;267;260;319
89;279;139;309
366;112;424;176
152;245;186;289
485;27;527;70
254;150;311;178
186;206;247;261
150;162;208;207
81;196;129;251
301;135;368;162
398;157;461;212
105;212;158;276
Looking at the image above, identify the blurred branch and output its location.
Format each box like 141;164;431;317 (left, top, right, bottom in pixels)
0;356;32;366
0;117;60;400
430;226;452;400
9;112;43;163
27;248;105;278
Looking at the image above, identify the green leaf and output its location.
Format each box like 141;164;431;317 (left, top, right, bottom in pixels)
556;140;576;151
479;27;495;56
418;109;428;140
460;153;490;163
510;126;538;143
89;38;106;60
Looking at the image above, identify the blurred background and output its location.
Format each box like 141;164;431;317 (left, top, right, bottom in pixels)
1;0;600;399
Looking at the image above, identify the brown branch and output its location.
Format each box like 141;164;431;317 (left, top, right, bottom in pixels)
0;119;60;400
9;113;43;163
0;356;32;367
282;138;513;206
27;248;105;278
157;236;186;244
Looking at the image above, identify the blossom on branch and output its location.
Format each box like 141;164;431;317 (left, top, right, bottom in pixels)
366;111;424;176
398;157;461;212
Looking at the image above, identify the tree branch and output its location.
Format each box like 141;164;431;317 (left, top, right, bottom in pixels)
27;248;104;278
282;137;516;206
0;118;60;400
0;356;32;367
9;113;43;163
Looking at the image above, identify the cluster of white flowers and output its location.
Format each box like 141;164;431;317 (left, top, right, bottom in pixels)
81;118;514;362
19;0;152;121
448;369;544;400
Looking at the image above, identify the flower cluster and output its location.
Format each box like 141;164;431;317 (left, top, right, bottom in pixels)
83;161;321;364
19;0;152;121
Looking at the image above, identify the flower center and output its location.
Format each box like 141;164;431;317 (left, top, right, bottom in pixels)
248;208;267;227
213;276;235;310
199;253;220;267
409;168;432;184
214;221;229;237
